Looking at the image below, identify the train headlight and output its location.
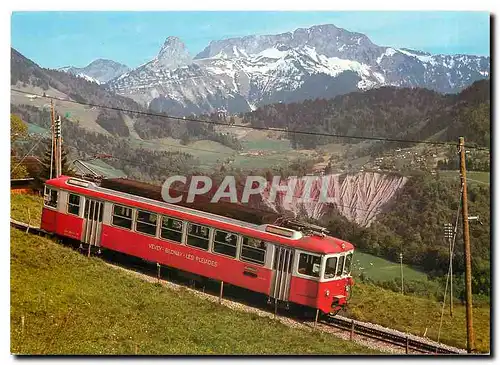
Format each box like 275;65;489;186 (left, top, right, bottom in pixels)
345;284;351;299
325;289;330;297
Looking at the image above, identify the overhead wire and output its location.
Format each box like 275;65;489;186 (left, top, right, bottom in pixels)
10;88;490;151
437;154;464;344
12;87;473;220
10;131;51;175
12;89;293;163
12;88;482;216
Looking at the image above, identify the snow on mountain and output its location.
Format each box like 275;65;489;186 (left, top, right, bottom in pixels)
59;59;130;84
106;23;490;116
76;73;101;84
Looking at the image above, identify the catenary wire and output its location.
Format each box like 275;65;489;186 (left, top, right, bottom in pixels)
10;88;490;151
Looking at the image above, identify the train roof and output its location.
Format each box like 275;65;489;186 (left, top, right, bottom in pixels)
46;176;355;255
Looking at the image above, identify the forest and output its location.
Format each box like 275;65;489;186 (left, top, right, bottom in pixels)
242;79;490;153
322;172;490;297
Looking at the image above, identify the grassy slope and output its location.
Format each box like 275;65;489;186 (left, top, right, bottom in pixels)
10;193;43;224
348;283;490;353
352;251;428;282
10;228;376;355
10;193;490;353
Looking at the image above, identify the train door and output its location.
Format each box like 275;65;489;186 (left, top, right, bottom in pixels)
82;199;103;246
269;246;294;303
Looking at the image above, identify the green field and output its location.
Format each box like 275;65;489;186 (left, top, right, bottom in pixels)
439;170;490;186
349;283;490;353
240;138;293;152
127;134;310;171
352;251;428;282
26;122;48;135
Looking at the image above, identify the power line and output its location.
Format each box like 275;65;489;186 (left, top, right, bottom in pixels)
11;89;292;163
10;88;490;151
11;132;50;175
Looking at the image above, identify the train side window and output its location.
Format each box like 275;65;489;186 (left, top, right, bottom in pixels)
240;237;266;265
324;256;338;279
213;230;238;258
336;255;345;276
112;205;133;230
136;210;158;236
187;223;210;250
67;194;81;216
298;253;321;278
44;187;58;208
160;216;183;243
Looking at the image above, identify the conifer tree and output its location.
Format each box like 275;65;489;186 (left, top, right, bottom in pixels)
39;139;75;182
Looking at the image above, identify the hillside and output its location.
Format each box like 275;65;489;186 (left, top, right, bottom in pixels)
10;227;378;355
59;59;130;84
12;48;490;164
323;172;490;296
10;103;198;183
10;48;241;148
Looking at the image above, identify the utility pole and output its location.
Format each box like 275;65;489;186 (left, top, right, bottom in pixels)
444;223;454;316
459;137;475;353
55;116;62;177
50;99;55;179
399;252;404;295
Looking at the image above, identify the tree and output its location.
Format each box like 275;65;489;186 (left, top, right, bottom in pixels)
324;161;333;175
10;158;29;179
11;114;28;144
180;132;190;146
39;139;75;183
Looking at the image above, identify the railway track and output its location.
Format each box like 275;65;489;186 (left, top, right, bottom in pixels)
322;315;465;354
10;218;467;355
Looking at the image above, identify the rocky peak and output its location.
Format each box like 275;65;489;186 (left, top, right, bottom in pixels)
194;23;381;63
87;58;126;68
156;36;192;69
57;58;130;84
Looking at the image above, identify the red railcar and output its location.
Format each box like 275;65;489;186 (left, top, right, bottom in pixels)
41;176;355;314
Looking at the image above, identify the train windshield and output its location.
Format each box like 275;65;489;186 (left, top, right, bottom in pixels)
323;252;354;280
324;256;338;279
343;253;353;275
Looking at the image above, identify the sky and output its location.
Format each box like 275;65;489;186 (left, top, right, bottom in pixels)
11;11;490;69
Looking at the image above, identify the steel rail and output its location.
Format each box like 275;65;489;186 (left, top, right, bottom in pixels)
323;315;465;354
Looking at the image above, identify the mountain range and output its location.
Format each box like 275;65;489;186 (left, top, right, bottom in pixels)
59;59;130;84
77;23;491;116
